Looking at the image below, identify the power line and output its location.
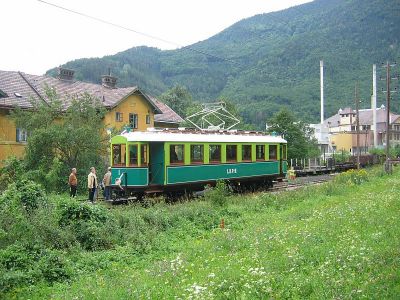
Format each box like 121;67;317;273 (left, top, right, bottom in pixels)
36;0;245;68
37;0;316;77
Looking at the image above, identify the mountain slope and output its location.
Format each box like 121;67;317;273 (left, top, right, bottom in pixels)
47;0;400;127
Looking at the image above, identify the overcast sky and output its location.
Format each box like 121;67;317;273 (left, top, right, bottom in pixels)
1;0;311;75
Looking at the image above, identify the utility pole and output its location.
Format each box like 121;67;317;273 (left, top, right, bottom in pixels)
372;64;378;147
355;83;360;169
320;60;324;124
381;61;398;173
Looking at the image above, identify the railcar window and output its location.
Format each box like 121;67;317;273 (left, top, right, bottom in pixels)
256;145;265;160
282;144;287;160
190;144;203;163
141;144;148;165
226;145;237;162
112;144;126;166
129;144;138;166
170;144;184;164
269;145;277;160
242;145;252;161
209;145;221;163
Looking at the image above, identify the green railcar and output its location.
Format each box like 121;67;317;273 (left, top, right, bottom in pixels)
110;129;287;199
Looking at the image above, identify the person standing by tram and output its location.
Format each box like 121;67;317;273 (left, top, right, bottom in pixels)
87;167;98;203
68;168;78;198
102;167;112;200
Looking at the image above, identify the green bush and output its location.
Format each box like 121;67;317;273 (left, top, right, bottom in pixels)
58;201;113;250
16;180;47;211
0;243;71;293
0;157;26;192
58;200;108;226
205;180;230;207
0;180;47;212
334;169;369;185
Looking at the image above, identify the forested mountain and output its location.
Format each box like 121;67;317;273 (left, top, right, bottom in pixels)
47;0;400;127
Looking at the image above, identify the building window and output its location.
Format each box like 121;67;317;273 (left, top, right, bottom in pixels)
112;144;126;166
209;145;221;163
226;145;237;162
129;113;138;129
170;144;184;164
190;144;203;163
242;145;252;161
129;144;138;166
146;114;150;124
269;145;277;160
141;144;147;165
256;145;265;160
16;128;28;142
115;112;123;122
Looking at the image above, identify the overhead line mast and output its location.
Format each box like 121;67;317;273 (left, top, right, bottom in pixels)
354;83;360;170
381;61;398;173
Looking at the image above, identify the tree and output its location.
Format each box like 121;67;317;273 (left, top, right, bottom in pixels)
11;87;107;191
159;85;193;118
267;108;319;159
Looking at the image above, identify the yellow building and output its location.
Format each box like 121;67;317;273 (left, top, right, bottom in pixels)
0;68;183;162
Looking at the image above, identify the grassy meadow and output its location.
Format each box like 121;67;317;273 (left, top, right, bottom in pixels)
1;167;400;299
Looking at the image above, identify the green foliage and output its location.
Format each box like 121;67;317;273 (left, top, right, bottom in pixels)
9;166;400;299
0;243;71;293
58;201;112;251
160;84;193;118
0;180;47;212
333;149;351;163
205;180;230;207
47;0;400;128
0;156;26;192
11;88;107;192
370;145;400;159
334;169;369;185
58;201;108;227
267;108;319;159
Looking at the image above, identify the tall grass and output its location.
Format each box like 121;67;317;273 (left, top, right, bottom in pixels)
1;168;400;299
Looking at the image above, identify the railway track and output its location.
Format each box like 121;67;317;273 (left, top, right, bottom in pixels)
270;174;335;193
106;174;337;204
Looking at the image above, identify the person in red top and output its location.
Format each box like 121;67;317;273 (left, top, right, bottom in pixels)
68;168;78;197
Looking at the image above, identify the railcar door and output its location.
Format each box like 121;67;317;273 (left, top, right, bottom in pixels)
148;142;165;186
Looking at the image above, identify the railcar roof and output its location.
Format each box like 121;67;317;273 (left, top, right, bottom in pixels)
118;129;287;144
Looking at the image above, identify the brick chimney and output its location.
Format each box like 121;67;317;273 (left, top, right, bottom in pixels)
101;69;117;88
58;67;74;81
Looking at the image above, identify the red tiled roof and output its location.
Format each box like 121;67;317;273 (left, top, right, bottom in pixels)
323;107;400;127
150;96;184;124
0;70;44;109
0;70;183;125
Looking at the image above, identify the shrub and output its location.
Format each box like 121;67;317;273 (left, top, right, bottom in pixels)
16;180;47;211
0;179;46;213
334;169;369;185
58;201;113;250
205;180;230;207
0;157;26;192
58;201;108;226
0;243;71;293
